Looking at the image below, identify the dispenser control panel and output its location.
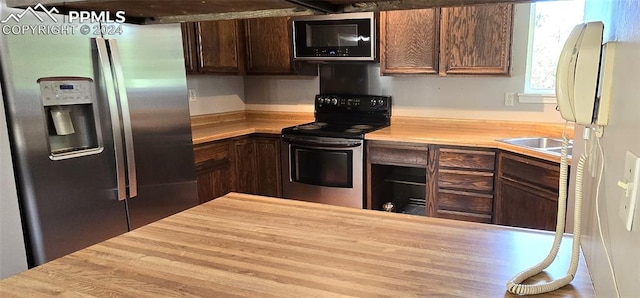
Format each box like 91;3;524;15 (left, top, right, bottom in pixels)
38;77;94;106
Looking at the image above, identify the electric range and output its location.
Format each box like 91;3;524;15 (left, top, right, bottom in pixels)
280;94;391;208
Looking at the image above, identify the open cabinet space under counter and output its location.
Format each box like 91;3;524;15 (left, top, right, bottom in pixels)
367;141;497;223
366;141;431;215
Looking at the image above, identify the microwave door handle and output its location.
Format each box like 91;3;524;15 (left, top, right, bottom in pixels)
96;38;127;201
107;39;137;199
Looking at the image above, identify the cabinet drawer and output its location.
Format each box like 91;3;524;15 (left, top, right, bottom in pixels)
439;147;495;170
436;210;492;223
499;153;560;192
368;144;428;167
438;189;493;214
438;169;494;192
193;141;231;171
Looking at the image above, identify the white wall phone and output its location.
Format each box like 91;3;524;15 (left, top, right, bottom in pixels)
507;21;607;295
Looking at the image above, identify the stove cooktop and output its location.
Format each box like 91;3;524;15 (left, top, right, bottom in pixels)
281;121;387;139
281;94;391;139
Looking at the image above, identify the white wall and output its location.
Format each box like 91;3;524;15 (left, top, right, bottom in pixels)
244;75;319;112
0;92;28;279
241;4;564;123
186;75;245;115
575;0;640;296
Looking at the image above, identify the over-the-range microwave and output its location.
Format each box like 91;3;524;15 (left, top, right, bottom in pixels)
292;12;376;61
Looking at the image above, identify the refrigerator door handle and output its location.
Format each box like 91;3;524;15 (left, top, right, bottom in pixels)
107;39;138;199
96;37;127;201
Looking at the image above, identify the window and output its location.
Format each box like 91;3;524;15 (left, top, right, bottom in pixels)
521;0;585;102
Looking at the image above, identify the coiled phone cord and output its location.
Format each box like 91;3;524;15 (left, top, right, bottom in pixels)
507;135;586;295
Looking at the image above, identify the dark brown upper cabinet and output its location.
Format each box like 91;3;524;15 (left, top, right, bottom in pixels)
440;3;513;75
380;9;440;75
182;20;245;74
380;3;513;76
182;17;316;76
244;17;294;74
181;22;197;74
196;20;245;74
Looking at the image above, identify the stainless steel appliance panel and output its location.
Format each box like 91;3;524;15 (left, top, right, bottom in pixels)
281;137;364;208
319;63;392;96
105;23;198;229
292;12;376;61
0;8;128;265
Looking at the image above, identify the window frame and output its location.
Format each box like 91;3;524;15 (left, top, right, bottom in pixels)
520;1;584;104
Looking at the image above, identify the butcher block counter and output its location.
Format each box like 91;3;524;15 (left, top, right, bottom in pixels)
191;112;572;162
0;193;594;297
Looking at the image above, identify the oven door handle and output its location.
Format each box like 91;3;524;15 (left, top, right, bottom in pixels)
282;137;362;148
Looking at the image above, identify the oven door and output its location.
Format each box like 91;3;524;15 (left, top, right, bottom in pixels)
281;135;364;208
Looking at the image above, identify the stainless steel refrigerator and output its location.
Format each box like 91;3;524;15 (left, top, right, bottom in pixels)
0;5;198;266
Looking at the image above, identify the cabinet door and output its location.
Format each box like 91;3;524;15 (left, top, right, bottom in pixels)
181;22;197;74
244;17;293;74
232;137;258;194
255;137;282;197
380;9;439;75
495;152;562;231
496;178;558;231
196;168;233;204
193;140;234;203
196;20;244;74
440;4;513;75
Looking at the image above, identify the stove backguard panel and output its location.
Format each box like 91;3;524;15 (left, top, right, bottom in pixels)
319;63;392;96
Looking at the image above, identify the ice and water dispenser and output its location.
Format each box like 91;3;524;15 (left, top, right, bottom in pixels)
38;77;103;159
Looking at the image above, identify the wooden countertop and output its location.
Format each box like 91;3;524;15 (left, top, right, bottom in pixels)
192;119;300;144
192;113;572;163
191;111;313;145
0;193;594;297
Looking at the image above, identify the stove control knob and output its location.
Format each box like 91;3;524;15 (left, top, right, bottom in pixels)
370;99;376;106
377;99;385;106
332;98;338;105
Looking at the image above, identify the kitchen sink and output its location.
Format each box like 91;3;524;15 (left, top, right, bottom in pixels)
500;137;569;149
498;137;573;157
545;147;573;156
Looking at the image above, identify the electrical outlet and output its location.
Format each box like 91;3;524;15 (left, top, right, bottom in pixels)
504;93;515;106
618;151;640;231
188;89;197;102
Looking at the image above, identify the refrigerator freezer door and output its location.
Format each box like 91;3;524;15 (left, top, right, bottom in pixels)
105;23;198;229
0;9;129;265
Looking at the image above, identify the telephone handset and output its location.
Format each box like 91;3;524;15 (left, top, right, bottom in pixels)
556;22;604;125
507;21;604;296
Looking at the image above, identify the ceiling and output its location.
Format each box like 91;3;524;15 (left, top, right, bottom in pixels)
7;0;537;24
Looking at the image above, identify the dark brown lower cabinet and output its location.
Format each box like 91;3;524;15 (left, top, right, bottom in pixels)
254;137;282;197
367;141;429;214
193;140;234;204
431;146;496;223
231;135;282;197
232;137;258;194
495;152;563;231
193;134;282;204
366;141;568;231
